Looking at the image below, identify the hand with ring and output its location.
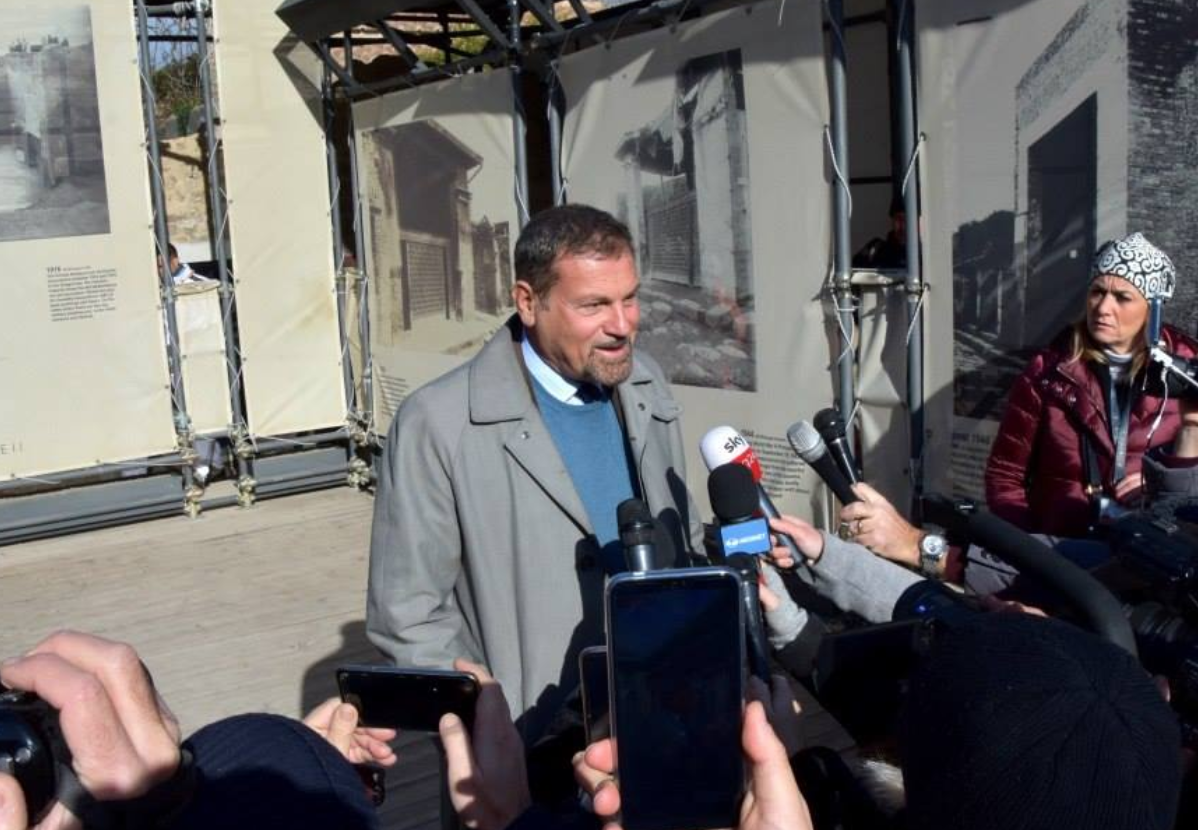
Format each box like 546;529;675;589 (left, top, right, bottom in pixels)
838;482;923;568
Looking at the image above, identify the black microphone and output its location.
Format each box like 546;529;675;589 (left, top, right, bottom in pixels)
698;425;803;564
787;420;860;506
617;498;657;573
813;408;861;484
707;463;774;682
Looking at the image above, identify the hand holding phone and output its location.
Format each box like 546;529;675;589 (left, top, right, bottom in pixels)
336;666;480;732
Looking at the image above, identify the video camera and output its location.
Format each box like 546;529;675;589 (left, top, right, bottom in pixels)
1104;500;1198;744
805;495;1141;746
0;689;68;822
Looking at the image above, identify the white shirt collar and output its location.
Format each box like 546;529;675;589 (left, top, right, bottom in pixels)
521;335;588;405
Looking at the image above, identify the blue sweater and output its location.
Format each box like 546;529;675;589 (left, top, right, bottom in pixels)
531;380;639;573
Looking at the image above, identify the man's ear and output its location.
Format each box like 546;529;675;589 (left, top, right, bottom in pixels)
513;281;538;328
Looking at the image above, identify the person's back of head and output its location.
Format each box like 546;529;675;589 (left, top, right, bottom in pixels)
900;612;1180;830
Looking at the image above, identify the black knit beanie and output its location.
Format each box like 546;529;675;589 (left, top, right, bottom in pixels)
900;613;1181;830
173;713;378;830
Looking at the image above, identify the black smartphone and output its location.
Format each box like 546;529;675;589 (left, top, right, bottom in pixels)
579;645;609;743
336;665;479;732
606;567;746;830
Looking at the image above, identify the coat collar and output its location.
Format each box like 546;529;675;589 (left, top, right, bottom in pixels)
468;315;669;425
1049;352;1112;457
466;316;675;532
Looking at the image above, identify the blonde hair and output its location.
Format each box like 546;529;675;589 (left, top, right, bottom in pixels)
1066;316;1149;377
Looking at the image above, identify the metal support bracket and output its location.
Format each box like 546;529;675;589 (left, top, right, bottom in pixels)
370;20;428;71
454;0;512;50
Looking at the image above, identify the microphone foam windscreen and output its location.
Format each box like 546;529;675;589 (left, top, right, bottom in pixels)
786;420;825;462
707;463;759;523
616;497;653;530
813;407;845;437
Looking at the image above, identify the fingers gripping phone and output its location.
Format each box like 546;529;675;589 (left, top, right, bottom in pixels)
606;567;746;830
579;645;610;743
336;666;479;732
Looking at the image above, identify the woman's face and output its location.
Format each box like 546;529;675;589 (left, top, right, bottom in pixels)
1086;274;1149;354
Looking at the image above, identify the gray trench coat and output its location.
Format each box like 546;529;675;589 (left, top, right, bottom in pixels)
367;317;702;741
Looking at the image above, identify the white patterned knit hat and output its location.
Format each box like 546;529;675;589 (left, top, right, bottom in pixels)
1092;232;1176;302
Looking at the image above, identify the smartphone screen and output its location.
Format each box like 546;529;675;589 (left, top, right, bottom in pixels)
579;645;610;743
336;666;479;732
606;568;745;830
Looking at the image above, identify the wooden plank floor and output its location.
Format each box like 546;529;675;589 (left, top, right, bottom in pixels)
0;486;851;828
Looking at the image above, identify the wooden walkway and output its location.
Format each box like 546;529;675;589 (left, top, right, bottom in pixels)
0;486;440;830
0;485;850;828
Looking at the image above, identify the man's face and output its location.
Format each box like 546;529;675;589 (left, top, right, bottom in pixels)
515;250;640;387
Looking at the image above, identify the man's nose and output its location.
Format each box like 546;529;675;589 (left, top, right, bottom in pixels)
607;303;634;337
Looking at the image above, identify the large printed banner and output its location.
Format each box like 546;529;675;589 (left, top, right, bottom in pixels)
917;0;1198;500
213;0;345;438
559;0;833;517
353;70;520;427
0;1;175;480
176;283;231;435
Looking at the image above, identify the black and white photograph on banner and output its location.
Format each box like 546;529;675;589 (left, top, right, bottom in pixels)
0;5;109;243
611;47;757;392
352;69;519;425
360;118;514;356
923;0;1198;498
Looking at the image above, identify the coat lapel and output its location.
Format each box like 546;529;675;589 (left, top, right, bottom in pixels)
469;317;592;532
1054;359;1113;458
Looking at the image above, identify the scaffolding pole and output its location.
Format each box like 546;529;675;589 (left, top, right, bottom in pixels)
0;455;189;496
896;0;925;505
509;0;531;226
341;33;377;442
193;0;256;506
546;60;565;205
827;0;855;446
322;65;363;475
135;0;198;512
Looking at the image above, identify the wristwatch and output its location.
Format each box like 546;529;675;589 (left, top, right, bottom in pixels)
918;532;949;578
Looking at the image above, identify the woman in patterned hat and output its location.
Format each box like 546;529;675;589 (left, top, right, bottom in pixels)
985;232;1198;538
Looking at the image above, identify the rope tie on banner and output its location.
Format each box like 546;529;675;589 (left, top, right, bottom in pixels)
604;7;638;48
7;474;65;486
899;131;926;199
109;457;192;469
823;125;852;219
671;0;697;30
904;287;926;346
777;0;787;28
894;0;910;52
546;59;570;202
824;262;858;366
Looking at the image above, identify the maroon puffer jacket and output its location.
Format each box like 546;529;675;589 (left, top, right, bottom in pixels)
984;325;1198;537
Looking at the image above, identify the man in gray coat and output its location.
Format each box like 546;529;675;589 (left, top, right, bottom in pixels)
367;205;703;742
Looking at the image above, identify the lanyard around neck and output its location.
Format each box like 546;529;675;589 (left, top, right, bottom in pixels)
1106;372;1134;483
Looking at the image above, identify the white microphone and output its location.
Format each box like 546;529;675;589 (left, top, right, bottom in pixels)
700;426;802;563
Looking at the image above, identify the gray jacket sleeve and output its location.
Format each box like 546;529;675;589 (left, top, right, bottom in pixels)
1143;450;1198;499
799;531;924;623
366;396;476;669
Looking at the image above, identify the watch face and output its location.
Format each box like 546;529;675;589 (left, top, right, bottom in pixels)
920;534;948;558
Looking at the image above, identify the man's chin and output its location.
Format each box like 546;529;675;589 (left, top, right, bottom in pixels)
587;355;634;387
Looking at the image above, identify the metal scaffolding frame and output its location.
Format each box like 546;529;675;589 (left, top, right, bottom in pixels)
0;0;367;542
2;0;931;541
294;0;926;486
